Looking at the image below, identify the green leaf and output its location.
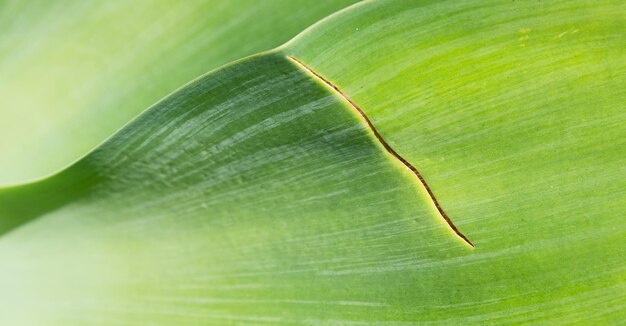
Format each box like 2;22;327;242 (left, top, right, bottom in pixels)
1;52;461;325
0;0;357;184
1;0;624;324
285;0;625;321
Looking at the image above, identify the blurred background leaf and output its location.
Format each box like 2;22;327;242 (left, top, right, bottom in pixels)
0;0;357;185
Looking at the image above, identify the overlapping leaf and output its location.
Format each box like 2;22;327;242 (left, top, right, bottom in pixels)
1;0;624;324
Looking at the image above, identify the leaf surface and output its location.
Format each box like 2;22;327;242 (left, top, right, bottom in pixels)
284;0;625;321
1;0;625;324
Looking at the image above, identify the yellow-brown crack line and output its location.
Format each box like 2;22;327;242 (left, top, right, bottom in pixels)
287;55;474;248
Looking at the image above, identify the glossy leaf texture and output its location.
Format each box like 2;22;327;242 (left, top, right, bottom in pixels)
1;0;625;324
